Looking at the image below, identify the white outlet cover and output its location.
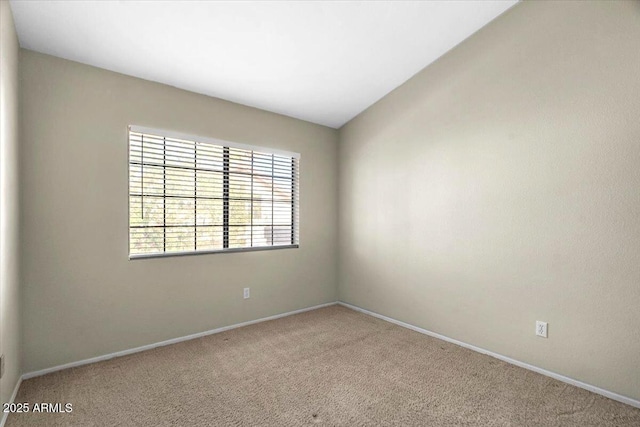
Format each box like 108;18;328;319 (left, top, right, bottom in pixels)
536;321;548;338
243;288;250;299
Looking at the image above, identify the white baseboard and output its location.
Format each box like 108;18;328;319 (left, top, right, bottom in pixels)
0;376;23;427
338;301;640;409
14;300;640;412
22;301;337;380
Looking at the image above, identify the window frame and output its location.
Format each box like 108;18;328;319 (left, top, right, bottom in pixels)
128;125;300;260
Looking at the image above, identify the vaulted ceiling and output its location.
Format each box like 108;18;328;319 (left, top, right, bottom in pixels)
10;1;517;128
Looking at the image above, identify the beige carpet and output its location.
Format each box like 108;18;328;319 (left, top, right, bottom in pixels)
7;305;640;426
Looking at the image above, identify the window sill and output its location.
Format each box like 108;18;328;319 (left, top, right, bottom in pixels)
129;244;299;260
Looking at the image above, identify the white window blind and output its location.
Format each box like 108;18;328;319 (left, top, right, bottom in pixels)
128;126;299;258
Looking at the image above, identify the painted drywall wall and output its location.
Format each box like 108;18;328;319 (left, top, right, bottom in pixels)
20;50;339;372
338;0;640;401
0;0;21;406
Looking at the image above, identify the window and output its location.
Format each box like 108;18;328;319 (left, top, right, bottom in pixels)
128;126;299;258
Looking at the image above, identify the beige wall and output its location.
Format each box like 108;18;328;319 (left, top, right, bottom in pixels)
338;0;640;401
20;50;339;372
0;0;21;406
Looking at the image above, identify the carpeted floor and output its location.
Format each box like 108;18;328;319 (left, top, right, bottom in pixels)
7;305;640;426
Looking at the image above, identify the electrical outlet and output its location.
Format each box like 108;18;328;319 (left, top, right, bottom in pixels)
536;321;548;338
1;354;4;379
243;288;250;299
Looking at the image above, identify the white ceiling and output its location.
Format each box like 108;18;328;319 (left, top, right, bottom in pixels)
10;1;516;128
